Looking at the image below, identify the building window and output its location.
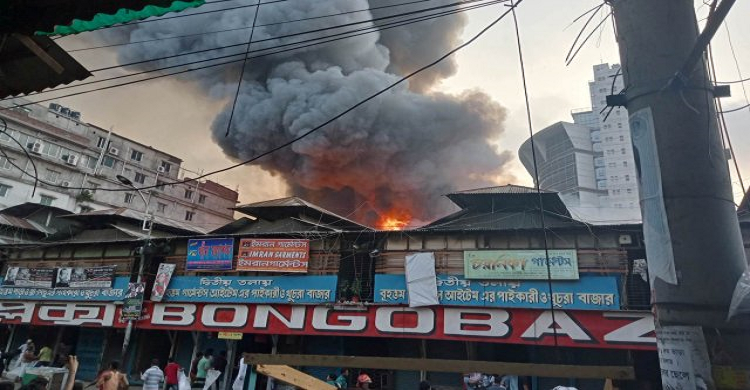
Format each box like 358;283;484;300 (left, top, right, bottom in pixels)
621;148;626;155
185;211;194;221
124;193;135;204
41;143;60;158
97;137;107;148
83;155;98;170
155;180;167;191
39;195;54;206
623;161;628;167
627;188;633;194
0;184;10;197
159;161;171;173
619;135;625;141
198;194;207;204
134;172;146;184
130;150;143;162
184;189;193;200
0;157;12;170
157;203;167;213
102;156;116;168
625;174;631;181
45;169;61;183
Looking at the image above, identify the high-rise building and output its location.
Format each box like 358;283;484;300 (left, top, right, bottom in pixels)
0;98;238;231
519;63;640;221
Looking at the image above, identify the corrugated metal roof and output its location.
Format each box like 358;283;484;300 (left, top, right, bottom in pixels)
0;35;91;98
0;214;52;234
448;184;552;195
420;209;586;231
61;208;209;234
234;196;367;229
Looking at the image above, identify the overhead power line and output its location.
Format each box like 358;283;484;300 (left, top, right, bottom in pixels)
5;0;505;102
66;0;442;53
1;0;521;193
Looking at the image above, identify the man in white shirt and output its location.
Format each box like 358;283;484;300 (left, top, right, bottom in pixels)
141;359;164;390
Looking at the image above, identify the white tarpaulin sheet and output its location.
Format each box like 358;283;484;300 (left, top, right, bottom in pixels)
630;108;677;285
405;252;439;307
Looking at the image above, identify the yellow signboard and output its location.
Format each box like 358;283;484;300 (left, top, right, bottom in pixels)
218;332;243;340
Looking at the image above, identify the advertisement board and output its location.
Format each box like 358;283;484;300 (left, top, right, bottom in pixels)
375;274;619;310
237;239;310;272
3;267;56;288
464;249;579;280
0;301;656;351
162;276;337;304
121;282;145;320
151;263;176;302
186;238;234;271
55;266;115;288
0;276;128;301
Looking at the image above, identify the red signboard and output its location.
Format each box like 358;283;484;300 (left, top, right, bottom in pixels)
237;239;310;273
0;301;655;350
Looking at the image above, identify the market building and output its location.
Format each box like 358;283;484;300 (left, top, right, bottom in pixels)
0;186;671;389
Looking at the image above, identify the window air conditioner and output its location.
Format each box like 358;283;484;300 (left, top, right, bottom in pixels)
61;181;71;188
30;142;42;154
157;166;166;173
108;147;120;156
66;155;79;166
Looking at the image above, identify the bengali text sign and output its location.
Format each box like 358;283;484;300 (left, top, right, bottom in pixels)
186;238;234;271
163;275;337;304
375;274;619;310
237;239;309;273
464;249;579;280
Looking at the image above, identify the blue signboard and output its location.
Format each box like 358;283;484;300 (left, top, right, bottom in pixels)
163;275;338;304
186;238;234;271
0;276;128;301
375;274;620;310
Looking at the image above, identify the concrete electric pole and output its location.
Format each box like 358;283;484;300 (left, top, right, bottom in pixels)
610;0;750;388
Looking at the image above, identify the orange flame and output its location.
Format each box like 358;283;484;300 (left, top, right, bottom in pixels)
377;209;411;230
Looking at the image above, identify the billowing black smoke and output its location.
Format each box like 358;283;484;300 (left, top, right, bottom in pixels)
99;0;513;226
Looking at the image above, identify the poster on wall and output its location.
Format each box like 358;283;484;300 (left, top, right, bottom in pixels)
2;267;55;288
55;266;115;288
121;282;145;320
186;238;234;271
237;239;310;273
464;249;579;280
151;263;176;302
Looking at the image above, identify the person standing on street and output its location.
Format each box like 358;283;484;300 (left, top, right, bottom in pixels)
164;358;180;390
96;361;129;390
211;351;228;388
195;350;213;388
141;359;165;390
190;352;203;384
36;346;52;367
335;368;349;389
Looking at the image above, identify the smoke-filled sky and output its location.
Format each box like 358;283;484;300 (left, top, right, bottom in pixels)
56;0;750;227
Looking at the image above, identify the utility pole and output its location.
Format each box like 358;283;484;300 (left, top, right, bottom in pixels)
611;0;750;388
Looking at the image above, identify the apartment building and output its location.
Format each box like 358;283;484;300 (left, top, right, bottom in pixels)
0;99;238;231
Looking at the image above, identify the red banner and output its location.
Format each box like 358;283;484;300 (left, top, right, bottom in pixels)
0;301;656;351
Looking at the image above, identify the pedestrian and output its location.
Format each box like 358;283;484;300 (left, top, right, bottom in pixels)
325;373;338;387
231;354;247;390
141;359;165;390
419;381;431;390
194;350;212;388
356;371;372;389
335;368;349;389
211;351;228;388
164;358;180;390
189;352;203;384
96;361;129;390
37;345;52;367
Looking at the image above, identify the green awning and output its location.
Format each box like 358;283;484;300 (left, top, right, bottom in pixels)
33;0;205;36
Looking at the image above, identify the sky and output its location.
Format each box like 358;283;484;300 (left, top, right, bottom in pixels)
50;0;750;207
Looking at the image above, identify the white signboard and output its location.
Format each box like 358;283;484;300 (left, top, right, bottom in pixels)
656;326;712;390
